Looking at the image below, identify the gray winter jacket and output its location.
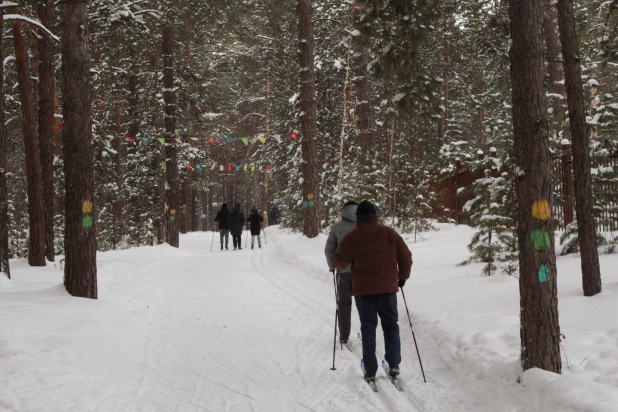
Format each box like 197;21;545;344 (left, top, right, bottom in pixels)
325;204;358;273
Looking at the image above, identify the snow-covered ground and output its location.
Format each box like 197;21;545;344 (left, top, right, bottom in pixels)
1;224;617;411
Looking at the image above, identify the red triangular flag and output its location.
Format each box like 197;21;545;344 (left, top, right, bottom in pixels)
290;131;299;141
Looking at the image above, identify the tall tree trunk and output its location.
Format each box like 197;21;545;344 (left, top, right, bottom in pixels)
557;0;602;296
352;0;373;155
12;18;46;267
162;20;179;247
509;0;561;374
297;0;320;238
38;0;56;262
0;9;10;279
60;1;97;299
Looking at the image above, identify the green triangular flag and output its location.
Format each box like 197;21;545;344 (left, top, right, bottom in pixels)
158;138;165;144
241;137;249;145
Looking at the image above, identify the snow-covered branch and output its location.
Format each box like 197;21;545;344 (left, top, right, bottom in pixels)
3;14;59;42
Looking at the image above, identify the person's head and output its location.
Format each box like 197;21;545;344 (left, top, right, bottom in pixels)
222;203;228;209
356;200;378;222
234;203;240;210
252;205;258;213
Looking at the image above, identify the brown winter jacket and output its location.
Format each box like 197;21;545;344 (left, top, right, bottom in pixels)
332;220;413;296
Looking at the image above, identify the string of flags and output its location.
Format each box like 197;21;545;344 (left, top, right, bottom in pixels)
160;161;272;173
111;131;302;144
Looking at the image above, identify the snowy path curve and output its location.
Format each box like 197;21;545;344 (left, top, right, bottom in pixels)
1;229;491;411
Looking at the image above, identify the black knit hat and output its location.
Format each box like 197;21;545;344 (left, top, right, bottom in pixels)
344;200;358;207
356;200;377;221
222;203;228;209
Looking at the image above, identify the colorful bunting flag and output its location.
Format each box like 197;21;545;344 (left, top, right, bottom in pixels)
266;165;271;171
274;135;281;143
251;166;255;172
175;138;181;143
196;164;201;170
211;164;216;170
225;136;232;142
236;166;240;171
241;137;249;145
124;135;132;142
142;137;149;142
208;137;216;143
161;161;166;169
244;165;247;172
92;132;97;137
258;135;265;143
220;165;224;171
186;163;192;169
290;131;299;141
59;124;64;131
158;138;165;144
227;165;233;172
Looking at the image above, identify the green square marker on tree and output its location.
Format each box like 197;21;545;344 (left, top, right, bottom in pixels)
82;215;93;228
530;230;550;251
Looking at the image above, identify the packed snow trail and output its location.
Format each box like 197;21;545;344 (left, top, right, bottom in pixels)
7;226;618;411
0;228;486;412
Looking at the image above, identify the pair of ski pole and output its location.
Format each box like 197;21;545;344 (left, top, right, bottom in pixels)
329;273;427;383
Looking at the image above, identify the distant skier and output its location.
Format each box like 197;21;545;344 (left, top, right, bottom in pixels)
324;200;358;347
229;204;245;250
214;203;231;250
332;200;412;385
269;205;280;225
247;206;263;249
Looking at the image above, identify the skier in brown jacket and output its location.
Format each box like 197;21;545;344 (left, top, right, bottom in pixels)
332;200;412;384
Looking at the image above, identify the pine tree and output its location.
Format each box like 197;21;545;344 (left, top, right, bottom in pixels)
510;0;561;374
60;0;98;299
557;0;602;296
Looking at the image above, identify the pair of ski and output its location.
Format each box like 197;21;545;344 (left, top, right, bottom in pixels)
356;332;403;392
361;359;404;392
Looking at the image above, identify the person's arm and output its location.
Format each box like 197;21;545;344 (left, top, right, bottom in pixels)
396;233;413;282
332;235;354;270
324;227;338;272
214;211;219;222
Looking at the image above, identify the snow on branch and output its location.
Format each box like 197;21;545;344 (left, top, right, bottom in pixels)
4;14;59;42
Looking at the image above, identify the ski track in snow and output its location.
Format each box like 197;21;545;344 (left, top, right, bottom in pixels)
5;226;617;411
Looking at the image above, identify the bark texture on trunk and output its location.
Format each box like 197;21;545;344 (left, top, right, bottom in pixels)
12;18;46;267
60;2;98;299
0;10;10;278
557;0;602;296
38;0;56;262
297;0;320;238
162;21;179;247
509;0;562;374
352;0;373;155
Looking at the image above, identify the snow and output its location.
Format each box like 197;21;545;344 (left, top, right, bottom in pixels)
561;139;571;145
1;226;617;411
393;93;406;102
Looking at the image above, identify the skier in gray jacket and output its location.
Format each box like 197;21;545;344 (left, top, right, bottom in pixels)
324;200;358;345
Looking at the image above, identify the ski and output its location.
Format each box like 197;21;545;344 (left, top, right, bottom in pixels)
361;360;378;393
343;341;353;352
382;360;404;392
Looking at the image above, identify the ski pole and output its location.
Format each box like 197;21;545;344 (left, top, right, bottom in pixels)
210;228;215;252
401;287;427;383
330;270;340;371
263;228;267;244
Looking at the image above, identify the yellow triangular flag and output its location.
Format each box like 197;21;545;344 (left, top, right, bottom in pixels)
258;135;265;143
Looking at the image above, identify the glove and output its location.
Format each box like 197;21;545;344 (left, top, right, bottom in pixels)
398;279;406;288
329;269;335;274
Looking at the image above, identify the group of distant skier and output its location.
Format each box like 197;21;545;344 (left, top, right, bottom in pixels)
325;200;413;390
214;203;280;250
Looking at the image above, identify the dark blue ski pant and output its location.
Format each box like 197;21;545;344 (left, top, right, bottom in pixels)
355;293;401;377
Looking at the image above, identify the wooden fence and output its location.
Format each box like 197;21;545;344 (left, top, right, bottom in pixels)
432;145;618;232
